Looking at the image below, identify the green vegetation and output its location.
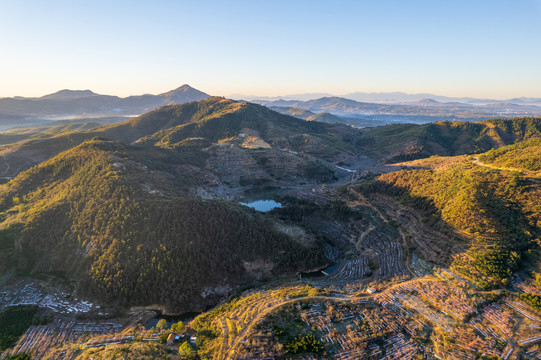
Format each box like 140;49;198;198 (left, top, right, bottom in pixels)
171;321;185;332
486;117;541;140
276;197;363;223
264;302;323;354
518;293;541;311
99;97;333;148
0;139;324;312
1;97;360;193
360;117;541;162
479;138;541;171
284;333;325;355
0;306;40;351
74;342;173;360
156;319;168;331
178;341;197;358
6;354;31;360
270;284;322;300
158;331;171;344
191;292;264;335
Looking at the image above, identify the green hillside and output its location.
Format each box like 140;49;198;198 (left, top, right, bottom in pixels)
0;139;324;311
269;106;316;119
95;97;329;146
360;117;541;162
1;102;539;309
478;137;541;171
0;98;361;180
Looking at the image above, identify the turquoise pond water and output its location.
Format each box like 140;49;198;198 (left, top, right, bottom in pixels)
239;200;282;212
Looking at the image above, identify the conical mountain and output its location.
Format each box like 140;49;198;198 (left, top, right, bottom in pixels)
159;84;210;104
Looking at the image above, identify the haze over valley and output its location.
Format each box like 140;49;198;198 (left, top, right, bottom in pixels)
3;86;541;133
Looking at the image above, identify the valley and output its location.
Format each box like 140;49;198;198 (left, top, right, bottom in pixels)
0;98;540;359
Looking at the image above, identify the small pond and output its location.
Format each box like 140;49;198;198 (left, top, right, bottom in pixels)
239;199;282;212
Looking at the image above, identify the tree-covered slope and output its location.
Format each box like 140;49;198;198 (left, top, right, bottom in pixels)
95;97;326;145
360;117;541;162
0;97;362;180
355;157;541;287
478;137;541;172
0;139;324;312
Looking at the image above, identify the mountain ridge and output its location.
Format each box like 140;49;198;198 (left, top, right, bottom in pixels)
0;84;211;120
257;96;541;123
233;90;541;106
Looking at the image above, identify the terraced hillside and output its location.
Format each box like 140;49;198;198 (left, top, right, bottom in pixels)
356;155;541;288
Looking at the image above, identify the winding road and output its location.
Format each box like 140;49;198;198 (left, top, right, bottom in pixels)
472;156;541;182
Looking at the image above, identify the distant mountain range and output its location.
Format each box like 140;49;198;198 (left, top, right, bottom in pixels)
2;85;541;131
255;96;541;124
0;84;210;120
269;106;394;127
231;91;541;106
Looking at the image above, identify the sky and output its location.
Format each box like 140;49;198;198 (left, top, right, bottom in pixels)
1;0;541;99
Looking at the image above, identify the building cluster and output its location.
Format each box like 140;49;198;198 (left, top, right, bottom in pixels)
0;279;96;315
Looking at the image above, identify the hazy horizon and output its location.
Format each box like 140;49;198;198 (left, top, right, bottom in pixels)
1;0;540;99
3;84;541;102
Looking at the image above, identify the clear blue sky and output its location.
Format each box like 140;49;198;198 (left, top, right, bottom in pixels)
1;0;540;98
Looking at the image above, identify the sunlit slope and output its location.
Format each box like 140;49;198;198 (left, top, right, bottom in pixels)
479;137;541;172
0;97;362;179
360;117;541;162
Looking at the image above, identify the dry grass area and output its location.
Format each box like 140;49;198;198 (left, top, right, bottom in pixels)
241;136;271;149
389;155;468;171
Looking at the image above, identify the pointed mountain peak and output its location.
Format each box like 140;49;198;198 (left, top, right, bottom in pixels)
159;84;201;96
158;84;210;103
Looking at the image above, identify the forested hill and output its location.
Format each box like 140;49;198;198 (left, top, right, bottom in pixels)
96;97;340;146
478;137;541;172
359;117;541;162
0;98;539;312
2;99;540;181
0;138;324;312
0;97;362;180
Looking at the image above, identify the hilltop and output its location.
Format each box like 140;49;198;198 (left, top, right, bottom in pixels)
0;97;365;187
1;108;540;186
40;89;99;100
